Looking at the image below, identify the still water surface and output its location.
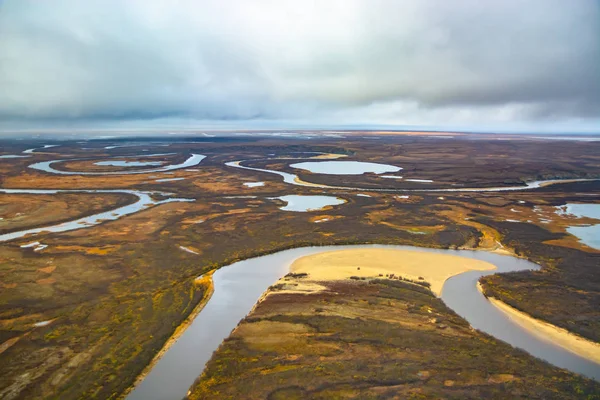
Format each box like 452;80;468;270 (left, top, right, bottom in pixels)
29;154;206;175
228;159;599;193
290;160;402;175
0;189;193;242
559;203;600;250
275;195;346;211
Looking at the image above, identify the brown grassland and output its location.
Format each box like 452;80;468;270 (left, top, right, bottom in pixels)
0;134;599;399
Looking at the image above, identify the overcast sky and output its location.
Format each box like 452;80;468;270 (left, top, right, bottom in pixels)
0;0;598;133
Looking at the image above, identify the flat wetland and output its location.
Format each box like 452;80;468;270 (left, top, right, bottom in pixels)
0;133;600;399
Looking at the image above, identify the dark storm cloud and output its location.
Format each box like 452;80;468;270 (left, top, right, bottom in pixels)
0;0;598;128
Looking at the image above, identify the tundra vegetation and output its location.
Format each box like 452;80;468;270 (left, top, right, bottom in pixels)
0;134;599;399
189;277;600;399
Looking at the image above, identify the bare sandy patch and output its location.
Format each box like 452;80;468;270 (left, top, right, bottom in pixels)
235;320;313;340
290;248;496;296
0;336;22;355
36;277;56;285
38;265;56;274
310;153;348;160
484;292;600;364
272;281;328;296
292;176;330;188
309;214;343;224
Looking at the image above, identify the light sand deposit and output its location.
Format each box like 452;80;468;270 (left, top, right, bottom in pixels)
290;248;496;296
485;293;600;365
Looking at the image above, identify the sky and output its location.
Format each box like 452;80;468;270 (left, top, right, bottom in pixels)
0;0;599;133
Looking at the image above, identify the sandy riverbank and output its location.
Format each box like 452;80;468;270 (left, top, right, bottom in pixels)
482;288;600;365
310;153;348;159
119;271;215;400
289;248;496;296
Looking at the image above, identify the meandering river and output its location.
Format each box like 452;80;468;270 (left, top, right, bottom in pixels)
2;152;599;400
29;153;206;175
227;159;599;193
127;245;600;400
0;189;193;242
1;153;205;241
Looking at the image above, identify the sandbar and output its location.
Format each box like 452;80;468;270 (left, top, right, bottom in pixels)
485;292;600;365
290;248;496;296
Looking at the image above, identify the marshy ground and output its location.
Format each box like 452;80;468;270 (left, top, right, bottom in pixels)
0;133;599;399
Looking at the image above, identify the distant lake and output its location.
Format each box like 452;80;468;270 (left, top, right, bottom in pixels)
559;204;600;250
274;195;346;212
290;161;402;175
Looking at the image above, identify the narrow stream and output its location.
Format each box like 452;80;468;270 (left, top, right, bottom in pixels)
127;245;600;400
1;153;203;242
227;159;599;192
29;153;206;175
0;188;193;242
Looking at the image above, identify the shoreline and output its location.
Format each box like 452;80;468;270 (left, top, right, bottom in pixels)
0;191;137;237
185;247;498;392
478;282;600;365
118;271;215;400
125;244;597;399
288;248;496;296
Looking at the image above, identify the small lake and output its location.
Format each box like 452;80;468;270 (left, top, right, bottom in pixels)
557;203;600;250
274;195;346;212
127;245;600;400
290;161;402;175
228;159;598;193
243;181;265;187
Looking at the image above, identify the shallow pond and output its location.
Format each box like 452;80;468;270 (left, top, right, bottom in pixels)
558;203;600;250
290;160;402;175
127;245;599;400
243;181;264;187
274;195;346;212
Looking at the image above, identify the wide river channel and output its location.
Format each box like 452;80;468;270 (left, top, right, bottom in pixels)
127;245;600;400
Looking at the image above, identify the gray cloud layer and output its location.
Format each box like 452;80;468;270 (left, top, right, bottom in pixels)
0;0;598;129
